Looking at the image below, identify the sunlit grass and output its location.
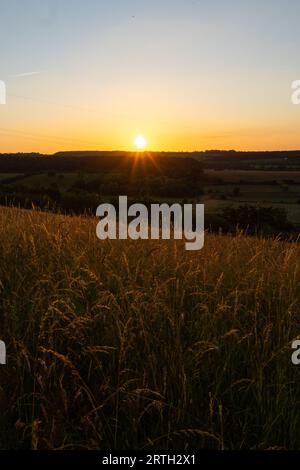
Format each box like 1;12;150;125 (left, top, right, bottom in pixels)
0;206;299;449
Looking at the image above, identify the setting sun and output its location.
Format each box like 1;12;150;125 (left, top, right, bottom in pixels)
134;135;147;150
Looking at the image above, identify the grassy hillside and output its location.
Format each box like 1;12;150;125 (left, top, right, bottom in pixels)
0;207;300;449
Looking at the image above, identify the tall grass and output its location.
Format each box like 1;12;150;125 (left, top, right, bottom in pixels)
0;206;299;449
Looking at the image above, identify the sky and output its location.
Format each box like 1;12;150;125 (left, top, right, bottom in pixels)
0;0;300;152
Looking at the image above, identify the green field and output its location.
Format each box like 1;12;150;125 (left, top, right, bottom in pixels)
205;169;300;183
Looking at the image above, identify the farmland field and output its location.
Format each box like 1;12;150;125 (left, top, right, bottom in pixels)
204;170;300;183
1;166;300;229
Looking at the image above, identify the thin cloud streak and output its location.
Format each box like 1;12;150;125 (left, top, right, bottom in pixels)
11;71;41;78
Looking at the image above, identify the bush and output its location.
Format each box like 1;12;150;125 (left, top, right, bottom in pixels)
220;204;293;234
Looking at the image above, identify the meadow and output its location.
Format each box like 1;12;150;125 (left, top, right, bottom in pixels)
0;206;300;449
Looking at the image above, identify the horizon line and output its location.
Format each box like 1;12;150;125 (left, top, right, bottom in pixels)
1;148;300;155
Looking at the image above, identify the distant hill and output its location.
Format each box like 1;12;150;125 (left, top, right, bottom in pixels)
0;152;203;175
53;149;300;160
1;150;300;172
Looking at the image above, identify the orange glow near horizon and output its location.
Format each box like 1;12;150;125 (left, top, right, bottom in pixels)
2;124;300;154
1;100;300;154
1;77;300;154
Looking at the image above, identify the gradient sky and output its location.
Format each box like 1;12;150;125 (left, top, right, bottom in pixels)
1;0;300;152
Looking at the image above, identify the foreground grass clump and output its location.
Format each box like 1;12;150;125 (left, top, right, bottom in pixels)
0;206;300;449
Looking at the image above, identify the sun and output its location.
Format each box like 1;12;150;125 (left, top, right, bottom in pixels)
134;135;147;150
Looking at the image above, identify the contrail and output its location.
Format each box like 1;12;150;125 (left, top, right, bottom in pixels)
11;71;41;78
